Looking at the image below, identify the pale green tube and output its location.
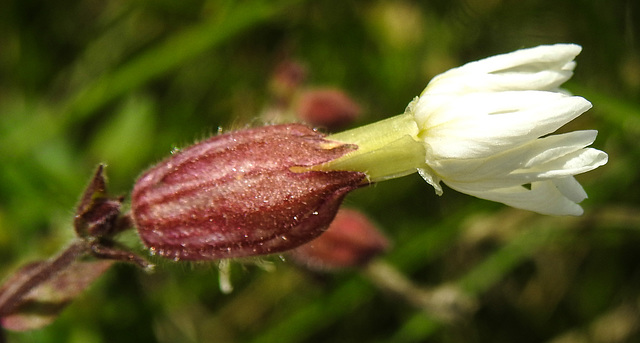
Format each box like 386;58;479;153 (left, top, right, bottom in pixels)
303;113;426;182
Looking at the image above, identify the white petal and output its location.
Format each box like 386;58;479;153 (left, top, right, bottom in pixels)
529;148;608;178
417;167;444;195
423;44;581;94
522;130;598;168
553;177;588;203
423;70;574;94
432;130;598;178
416;90;569;127
425;132;606;190
439;151;605;192
415;92;592;159
463;147;608;187
436;44;581;76
445;180;585;216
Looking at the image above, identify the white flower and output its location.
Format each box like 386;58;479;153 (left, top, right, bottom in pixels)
319;44;608;216
411;44;607;215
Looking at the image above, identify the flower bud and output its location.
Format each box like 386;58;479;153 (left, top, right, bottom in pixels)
74;165;124;238
269;60;307;102
296;88;361;130
288;208;390;270
131;124;366;261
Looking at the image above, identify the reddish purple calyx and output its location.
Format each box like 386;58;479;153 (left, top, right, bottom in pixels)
131;124;365;261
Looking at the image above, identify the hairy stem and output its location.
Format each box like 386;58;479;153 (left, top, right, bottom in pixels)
0;240;90;317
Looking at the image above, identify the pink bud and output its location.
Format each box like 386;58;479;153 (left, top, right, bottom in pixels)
131;124;366;261
296;89;361;130
288;208;390;270
269;60;308;101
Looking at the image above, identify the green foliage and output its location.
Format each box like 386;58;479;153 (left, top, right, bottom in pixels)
1;0;639;342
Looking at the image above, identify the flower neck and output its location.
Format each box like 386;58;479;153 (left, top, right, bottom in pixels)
307;113;427;182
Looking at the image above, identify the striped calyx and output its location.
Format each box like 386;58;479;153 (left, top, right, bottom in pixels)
131;124;365;261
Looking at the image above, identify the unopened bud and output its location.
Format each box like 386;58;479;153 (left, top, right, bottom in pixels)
269;60;307;101
296;89;361;130
131;124;366;261
289;208;389;270
74;165;124;238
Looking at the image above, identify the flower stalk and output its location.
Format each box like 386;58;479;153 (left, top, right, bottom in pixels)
0;241;89;318
1;166;152;332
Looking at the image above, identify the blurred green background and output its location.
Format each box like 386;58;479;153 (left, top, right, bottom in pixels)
1;0;639;342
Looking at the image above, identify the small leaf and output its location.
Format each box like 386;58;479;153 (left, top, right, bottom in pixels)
1;260;114;331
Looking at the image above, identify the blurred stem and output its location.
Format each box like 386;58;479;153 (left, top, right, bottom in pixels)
248;205;469;343
390;214;575;342
363;260;477;323
547;298;640;343
89;238;154;272
0;240;89;317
